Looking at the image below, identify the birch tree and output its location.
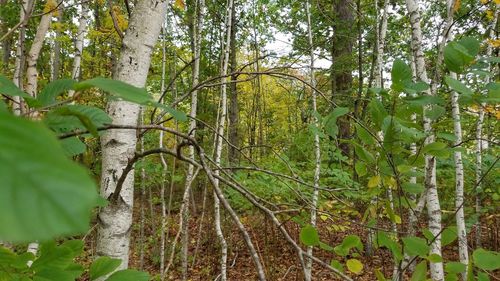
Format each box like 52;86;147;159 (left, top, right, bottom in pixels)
405;0;444;279
212;0;234;278
181;0;204;279
96;0;167;273
304;0;321;280
68;1;89;97
475;3;498;248
25;0;54;98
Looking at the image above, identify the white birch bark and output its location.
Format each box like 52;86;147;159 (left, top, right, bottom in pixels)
159;25;167;281
374;0;389;89
439;0;470;275
68;0;89;97
96;0;167;273
181;1;204;279
12;0;34;115
213;0;234;279
476;3;498;248
405;0;444;279
25;6;53;98
304;0;321;279
50;7;63;81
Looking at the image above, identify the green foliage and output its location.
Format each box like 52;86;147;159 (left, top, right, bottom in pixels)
473;248;500;271
0;111;100;242
299;224;320;246
90;257;122;280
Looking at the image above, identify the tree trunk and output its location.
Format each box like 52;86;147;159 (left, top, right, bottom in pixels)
181;0;205;279
68;1;89;97
50;7;63;81
304;1;321;280
476;3;498;249
12;0;34;115
26;2;53;98
228;0;239;165
331;0;354;156
96;0;167;274
405;0;444;279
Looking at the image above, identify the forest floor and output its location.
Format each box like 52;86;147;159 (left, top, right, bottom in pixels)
78;189;500;281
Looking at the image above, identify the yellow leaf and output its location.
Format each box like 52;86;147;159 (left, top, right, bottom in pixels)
453;0;461;12
486;10;494;20
43;0;57;13
394;215;402;224
368;175;381;188
480;0;488;4
346;259;363;274
495;0;500;4
175;0;185;10
487;39;500;48
320;215;329;221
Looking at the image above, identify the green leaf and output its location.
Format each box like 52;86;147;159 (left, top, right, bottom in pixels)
319;241;334;252
75;78;151;104
90;257;122;280
445;262;466;274
355;162;367;177
473;248;500;270
369;99;388;130
355;124;375;145
324;107;349;138
427;253;443;263
425;105;446;121
0;112;99;242
402;183;424;194
402;237;429;257
423;142;447;154
441;226;457;247
61;137;86;157
444;39;478;73
0;75;30;98
375;269;386;281
105;269;149;281
346;258;363;274
37;79;77;107
31;241;79;270
410;261;427;281
376;232;403;261
353;142;375;163
445;76;473;96
391;59;412;92
45;105;111;136
330;260;344;273
437;132;458;142
300;225;320;246
477;272;490;281
34;267;82;281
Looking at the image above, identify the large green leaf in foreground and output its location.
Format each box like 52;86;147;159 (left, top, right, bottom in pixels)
0;112;99;242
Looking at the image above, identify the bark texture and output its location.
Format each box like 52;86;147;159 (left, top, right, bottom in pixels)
96;0;167;273
405;0;444;279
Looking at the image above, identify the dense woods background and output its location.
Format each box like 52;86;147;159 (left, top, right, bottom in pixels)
0;0;499;280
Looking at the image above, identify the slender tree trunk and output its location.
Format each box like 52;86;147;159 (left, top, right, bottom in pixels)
476;3;498;249
181;0;204;278
96;0;167;274
228;0;239;165
304;1;321;280
159;24;168;281
50;6;63;81
12;0;34;115
26;2;53;98
68;1;89;97
213;0;234;278
405;0;444;279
